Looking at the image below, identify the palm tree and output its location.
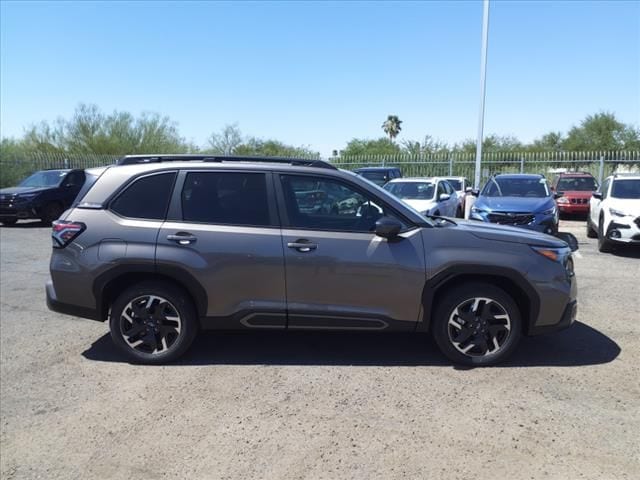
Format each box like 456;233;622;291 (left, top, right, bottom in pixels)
382;115;403;142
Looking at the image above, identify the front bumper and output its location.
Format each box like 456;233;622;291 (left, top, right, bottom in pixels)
46;279;101;321
606;216;640;244
557;203;589;214
0;206;39;220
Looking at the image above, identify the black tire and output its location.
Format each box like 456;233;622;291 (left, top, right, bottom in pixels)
1;219;17;226
41;203;64;225
109;281;198;364
586;217;597;238
597;215;613;253
431;282;522;367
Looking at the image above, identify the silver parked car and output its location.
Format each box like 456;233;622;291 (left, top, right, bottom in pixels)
47;155;577;366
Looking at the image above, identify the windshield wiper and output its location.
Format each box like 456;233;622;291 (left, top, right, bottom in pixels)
424;214;458;226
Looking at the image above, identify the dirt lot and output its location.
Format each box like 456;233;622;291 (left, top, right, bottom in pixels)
0;219;638;480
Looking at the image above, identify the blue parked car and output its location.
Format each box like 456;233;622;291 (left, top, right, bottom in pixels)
469;174;559;234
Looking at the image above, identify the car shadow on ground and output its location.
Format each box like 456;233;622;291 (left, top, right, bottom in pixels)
611;246;640;259
0;220;46;229
82;321;620;368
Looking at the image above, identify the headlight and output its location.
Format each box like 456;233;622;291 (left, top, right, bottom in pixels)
556;197;569;204
541;206;557;216
14;193;39;201
471;206;487;214
531;246;574;276
609;208;627;218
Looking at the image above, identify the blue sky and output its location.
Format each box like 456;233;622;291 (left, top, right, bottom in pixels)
1;0;639;156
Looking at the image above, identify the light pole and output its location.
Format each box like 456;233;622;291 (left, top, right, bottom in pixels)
474;0;490;189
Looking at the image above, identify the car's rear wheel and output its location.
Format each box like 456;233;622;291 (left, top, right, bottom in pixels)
1;219;17;226
41;203;64;225
597;215;613;253
586;217;597;238
432;283;522;366
109;281;198;364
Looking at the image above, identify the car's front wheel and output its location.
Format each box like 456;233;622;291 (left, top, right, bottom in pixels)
586;217;597;238
109;281;198;364
432;283;522;366
598;215;613;253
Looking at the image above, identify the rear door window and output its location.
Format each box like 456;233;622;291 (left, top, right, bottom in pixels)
181;172;272;226
110;172;176;220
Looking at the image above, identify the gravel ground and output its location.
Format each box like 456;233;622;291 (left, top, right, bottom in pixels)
1;219;639;480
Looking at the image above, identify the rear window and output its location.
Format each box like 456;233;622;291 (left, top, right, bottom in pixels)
556;176;597;191
181;172;271;226
110;172;176;220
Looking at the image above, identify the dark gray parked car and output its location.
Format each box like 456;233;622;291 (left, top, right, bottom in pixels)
46;155;577;366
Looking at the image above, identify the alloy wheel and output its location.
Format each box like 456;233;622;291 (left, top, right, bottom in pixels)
447;297;511;357
120;295;182;354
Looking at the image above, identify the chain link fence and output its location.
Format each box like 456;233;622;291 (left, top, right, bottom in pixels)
1;150;639;188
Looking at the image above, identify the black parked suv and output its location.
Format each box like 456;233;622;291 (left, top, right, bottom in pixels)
46;155;577;366
353;167;402;186
0;169;86;225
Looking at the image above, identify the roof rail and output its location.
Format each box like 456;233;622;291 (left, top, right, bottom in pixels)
116;154;336;170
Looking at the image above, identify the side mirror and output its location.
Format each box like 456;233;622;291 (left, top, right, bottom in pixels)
592;192;603;199
438;193;451;202
375;216;402;239
553;192;563;199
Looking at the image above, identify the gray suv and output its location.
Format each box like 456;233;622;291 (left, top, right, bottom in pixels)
46;155;577;366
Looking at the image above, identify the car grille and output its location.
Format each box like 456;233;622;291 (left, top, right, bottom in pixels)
0;198;14;209
569;198;589;204
487;212;535;225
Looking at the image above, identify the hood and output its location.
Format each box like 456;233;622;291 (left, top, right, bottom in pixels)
0;186;50;196
476;195;554;213
608;198;640;217
557;190;593;198
402;198;437;213
453;219;566;247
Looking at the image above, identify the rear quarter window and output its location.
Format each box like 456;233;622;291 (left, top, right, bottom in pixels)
110;172;176;220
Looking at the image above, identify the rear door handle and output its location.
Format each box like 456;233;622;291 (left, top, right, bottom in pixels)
287;240;317;253
167;232;197;245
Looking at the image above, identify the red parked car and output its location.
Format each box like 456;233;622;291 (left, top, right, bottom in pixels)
551;172;599;216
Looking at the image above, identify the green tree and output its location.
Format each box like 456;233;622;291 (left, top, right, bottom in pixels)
22;103;190;154
206;123;243;155
234;137;318;158
562;112;635;151
401;135;450;156
381;115;403;142
455;134;523;154
340;138;402;156
530;131;565;152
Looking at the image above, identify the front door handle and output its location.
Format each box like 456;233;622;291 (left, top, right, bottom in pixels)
287;240;317;253
167;232;197;245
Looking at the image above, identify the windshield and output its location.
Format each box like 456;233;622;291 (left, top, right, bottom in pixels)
611;179;640;199
445;179;462;190
384;182;435;200
358;171;388;186
19;170;67;188
556;177;597;191
481;177;550;198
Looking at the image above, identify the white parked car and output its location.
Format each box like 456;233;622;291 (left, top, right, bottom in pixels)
383;177;460;217
587;173;640;252
444;176;472;213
